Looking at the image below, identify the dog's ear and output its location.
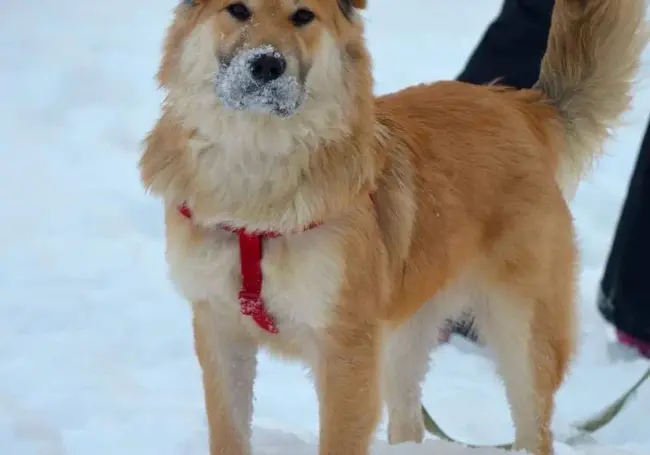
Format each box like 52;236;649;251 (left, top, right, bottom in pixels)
339;0;367;16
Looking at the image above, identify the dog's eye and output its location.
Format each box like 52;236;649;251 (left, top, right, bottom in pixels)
226;2;252;21
291;8;315;27
182;0;195;6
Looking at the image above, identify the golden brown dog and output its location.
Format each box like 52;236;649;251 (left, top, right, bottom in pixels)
139;1;648;454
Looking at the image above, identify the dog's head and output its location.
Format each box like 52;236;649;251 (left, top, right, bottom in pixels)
158;0;369;122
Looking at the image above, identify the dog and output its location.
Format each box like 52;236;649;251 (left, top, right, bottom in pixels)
138;1;648;454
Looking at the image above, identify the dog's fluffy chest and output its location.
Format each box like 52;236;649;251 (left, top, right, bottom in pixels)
166;224;345;344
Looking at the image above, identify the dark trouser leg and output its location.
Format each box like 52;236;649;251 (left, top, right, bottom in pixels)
598;120;650;349
456;0;554;89
449;0;554;341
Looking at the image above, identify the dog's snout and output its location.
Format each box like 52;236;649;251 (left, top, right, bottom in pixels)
249;53;286;83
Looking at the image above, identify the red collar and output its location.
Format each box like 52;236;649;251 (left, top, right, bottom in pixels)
177;202;322;333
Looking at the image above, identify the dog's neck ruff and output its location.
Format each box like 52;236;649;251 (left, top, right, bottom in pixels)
177;202;322;334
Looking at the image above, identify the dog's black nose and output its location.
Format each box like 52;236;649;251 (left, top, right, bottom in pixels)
249;53;286;83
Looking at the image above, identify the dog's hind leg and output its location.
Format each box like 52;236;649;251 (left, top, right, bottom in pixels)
474;223;577;455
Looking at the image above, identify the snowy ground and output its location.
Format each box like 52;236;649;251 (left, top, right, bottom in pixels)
1;1;649;454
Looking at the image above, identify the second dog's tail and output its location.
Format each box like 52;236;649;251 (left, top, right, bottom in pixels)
534;0;648;198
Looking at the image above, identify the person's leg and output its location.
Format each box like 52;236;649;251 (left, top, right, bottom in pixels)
456;0;554;89
598;119;650;357
448;0;555;342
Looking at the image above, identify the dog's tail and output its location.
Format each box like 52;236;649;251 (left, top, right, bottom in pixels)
534;0;648;198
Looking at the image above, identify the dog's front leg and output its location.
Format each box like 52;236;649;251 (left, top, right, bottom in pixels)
317;323;382;455
192;303;257;455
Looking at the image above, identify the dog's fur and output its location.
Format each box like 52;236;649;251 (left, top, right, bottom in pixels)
139;1;648;454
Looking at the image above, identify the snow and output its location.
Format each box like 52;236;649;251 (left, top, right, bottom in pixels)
1;1;649;455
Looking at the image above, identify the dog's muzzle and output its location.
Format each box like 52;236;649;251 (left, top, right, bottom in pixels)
216;46;305;117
